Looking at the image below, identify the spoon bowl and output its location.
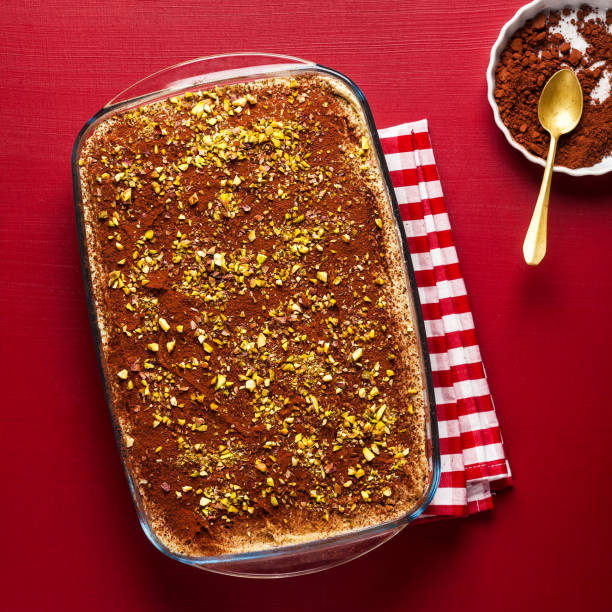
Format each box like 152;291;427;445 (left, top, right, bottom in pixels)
538;69;583;137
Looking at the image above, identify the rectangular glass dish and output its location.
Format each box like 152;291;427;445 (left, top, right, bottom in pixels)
72;54;440;577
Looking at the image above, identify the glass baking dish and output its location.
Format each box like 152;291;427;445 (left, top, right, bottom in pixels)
71;53;440;578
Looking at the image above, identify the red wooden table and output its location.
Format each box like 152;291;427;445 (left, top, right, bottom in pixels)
2;1;610;610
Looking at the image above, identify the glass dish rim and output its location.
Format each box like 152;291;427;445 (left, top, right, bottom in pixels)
71;53;441;569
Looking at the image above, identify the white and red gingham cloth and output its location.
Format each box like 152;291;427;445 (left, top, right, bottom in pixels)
378;119;512;519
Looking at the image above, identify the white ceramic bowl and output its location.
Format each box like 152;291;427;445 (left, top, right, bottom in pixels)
486;0;612;176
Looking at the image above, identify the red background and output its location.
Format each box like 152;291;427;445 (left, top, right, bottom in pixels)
2;1;611;610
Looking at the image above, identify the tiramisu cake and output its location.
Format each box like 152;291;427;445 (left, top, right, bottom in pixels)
77;73;430;556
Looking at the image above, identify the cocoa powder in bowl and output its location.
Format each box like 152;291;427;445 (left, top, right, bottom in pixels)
494;6;612;169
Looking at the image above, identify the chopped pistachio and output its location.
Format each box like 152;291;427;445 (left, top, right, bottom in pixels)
215;374;227;390
363;447;375;462
191;101;206;118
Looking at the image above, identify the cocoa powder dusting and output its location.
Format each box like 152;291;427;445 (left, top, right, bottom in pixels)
78;74;428;556
495;6;612;169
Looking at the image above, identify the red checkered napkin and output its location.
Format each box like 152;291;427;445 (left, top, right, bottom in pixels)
378;120;512;518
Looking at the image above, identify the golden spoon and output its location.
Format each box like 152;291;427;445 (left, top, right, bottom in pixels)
523;69;583;266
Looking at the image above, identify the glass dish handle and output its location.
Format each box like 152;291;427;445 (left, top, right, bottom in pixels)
106;53;315;108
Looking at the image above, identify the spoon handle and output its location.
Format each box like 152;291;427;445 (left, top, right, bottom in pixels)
523;135;558;265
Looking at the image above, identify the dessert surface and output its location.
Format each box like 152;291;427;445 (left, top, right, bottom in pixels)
78;73;429;556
